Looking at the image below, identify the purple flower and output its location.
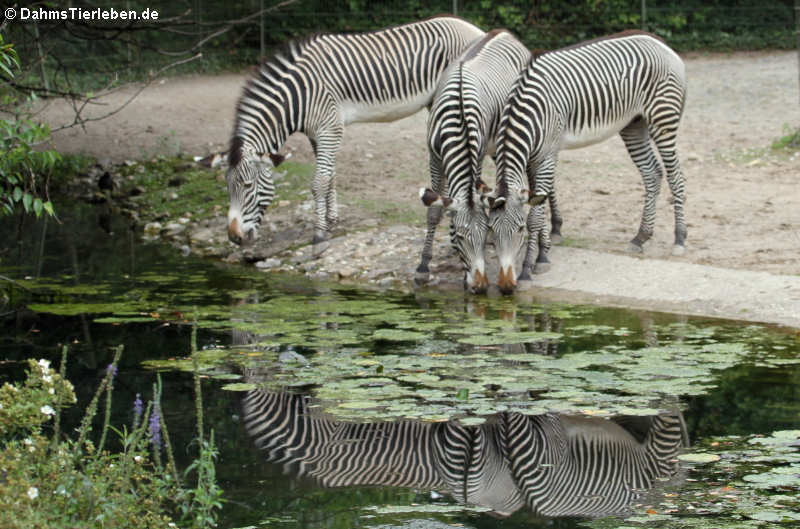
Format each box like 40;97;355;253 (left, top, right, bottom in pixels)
133;393;143;426
149;405;162;449
106;363;118;379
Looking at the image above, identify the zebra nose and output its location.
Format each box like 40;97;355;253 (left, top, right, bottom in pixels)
497;266;517;295
470;269;489;294
228;218;244;245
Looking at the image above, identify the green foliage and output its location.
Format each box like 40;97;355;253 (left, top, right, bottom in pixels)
772;126;800;151
0;346;222;529
0;35;58;218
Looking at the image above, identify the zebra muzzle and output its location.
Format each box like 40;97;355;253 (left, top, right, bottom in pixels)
471;269;489;294
228;218;245;245
497;266;517;295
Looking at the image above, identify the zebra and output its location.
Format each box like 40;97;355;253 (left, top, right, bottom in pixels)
241;388;686;518
416;29;559;294
486;31;688;294
225;17;485;258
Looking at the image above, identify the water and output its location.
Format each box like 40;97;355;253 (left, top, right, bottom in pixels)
2;203;799;529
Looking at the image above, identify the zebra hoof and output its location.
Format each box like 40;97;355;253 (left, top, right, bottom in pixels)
533;261;551;275
627;242;644;254
312;240;330;258
517;269;532;282
672;244;686;257
414;271;431;285
550;233;563;245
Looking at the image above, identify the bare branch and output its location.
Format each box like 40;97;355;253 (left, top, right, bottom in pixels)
49;53;203;134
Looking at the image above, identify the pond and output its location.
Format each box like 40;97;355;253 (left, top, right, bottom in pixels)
1;203;799;528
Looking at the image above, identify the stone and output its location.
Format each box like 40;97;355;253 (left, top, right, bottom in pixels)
164;221;186;235
143;222;162;235
190;228;216;246
338;267;356;279
255;258;281;269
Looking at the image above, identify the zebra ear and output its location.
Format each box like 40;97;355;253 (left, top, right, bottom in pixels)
490;196;506;210
419;188;453;208
269;153;285;167
475;177;492;195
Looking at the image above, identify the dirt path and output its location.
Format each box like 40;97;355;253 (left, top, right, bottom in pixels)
39;51;800;328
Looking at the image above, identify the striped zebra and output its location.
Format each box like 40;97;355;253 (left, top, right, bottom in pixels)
241;389;686;518
416;29;562;293
225;17;485;257
487;31;688;294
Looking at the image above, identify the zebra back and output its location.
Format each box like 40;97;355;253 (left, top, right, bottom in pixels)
231;16;485;162
428;29;530;205
495;31;686;198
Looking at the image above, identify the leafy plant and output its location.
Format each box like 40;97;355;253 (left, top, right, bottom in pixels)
0;35;58;218
0;342;222;528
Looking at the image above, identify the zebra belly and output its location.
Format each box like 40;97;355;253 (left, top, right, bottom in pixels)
559;114;637;150
339;92;432;125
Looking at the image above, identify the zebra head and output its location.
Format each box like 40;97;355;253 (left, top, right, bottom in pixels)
420;188;489;294
487;187;546;295
226;140;280;245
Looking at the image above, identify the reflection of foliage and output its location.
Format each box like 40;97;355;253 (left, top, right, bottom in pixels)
772;126;800;151
0;36;57;218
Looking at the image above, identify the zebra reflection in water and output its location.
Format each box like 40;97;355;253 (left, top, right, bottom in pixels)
241;389;686;518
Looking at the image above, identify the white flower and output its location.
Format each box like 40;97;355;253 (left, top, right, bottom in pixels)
40;405;55;416
48;388;55;395
134;456;143;463
27;487;39;500
42;375;53;384
23;438;33;446
37;359;51;371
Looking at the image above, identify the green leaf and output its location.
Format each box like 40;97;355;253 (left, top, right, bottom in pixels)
22;192;32;212
43;201;54;216
33;198;43;217
456;388;469;401
12;186;22;201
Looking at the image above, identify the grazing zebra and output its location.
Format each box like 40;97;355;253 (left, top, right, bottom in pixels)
241;388;686;518
487;31;688;294
416;29;557;293
225;17;485;257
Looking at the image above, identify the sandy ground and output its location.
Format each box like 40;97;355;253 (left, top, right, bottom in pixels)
38;51;800;328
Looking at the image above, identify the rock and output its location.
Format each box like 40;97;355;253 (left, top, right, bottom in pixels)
338;267;357;279
164;222;186;236
169;192;179;200
278;200;291;207
180;245;191;256
291;252;313;265
143;222;162;235
377;277;394;287
190;227;216;246
255;258;281;269
366;268;393;280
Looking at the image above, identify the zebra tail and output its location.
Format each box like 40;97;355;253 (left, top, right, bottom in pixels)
458;62;482;206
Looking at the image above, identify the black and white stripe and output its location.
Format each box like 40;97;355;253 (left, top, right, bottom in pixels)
226;17;485;254
242;389;685;518
489;31;688;294
416;29;533;293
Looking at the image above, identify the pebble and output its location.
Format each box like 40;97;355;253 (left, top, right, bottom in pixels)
255;258;282;269
143;221;162;235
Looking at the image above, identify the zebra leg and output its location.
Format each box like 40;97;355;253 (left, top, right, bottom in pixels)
533;204;553;274
620;118;663;253
415;153;445;284
311;129;343;258
415;205;444;284
548;190;564;245
519;203;548;281
653;138;687;256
